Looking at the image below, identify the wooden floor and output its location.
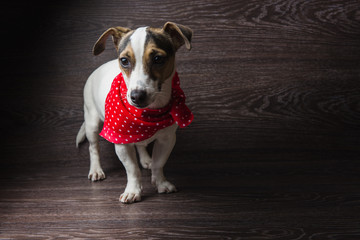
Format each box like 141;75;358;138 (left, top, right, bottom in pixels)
1;0;360;239
1;156;360;239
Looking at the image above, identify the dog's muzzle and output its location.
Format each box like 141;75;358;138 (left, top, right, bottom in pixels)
130;89;148;108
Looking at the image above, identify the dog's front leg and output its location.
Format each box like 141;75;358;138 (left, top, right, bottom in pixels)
115;144;142;203
151;128;177;193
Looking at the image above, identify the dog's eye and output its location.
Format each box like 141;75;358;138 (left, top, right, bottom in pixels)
120;57;130;68
153;55;165;65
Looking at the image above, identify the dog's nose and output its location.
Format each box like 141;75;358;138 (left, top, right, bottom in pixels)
130;90;147;106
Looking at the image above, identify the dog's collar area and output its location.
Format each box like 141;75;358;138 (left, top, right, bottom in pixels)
100;72;193;144
120;75;173;121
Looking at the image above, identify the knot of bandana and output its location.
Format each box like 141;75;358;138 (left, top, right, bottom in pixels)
99;72;193;144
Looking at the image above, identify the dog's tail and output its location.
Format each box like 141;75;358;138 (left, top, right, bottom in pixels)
76;122;86;148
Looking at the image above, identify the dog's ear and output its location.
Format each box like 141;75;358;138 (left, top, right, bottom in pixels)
93;27;132;56
163;22;192;51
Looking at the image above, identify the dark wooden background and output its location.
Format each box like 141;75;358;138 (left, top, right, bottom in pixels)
1;0;360;239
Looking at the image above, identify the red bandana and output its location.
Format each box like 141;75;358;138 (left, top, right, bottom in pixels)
99;72;193;144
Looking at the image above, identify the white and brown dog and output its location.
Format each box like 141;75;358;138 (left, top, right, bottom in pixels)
76;22;193;203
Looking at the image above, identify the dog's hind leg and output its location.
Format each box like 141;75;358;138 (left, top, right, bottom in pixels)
84;105;106;181
137;145;152;169
151;125;177;193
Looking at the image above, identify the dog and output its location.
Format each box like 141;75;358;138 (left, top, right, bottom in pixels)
76;22;193;203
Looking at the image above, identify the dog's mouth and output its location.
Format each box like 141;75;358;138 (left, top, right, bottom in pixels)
129;101;149;109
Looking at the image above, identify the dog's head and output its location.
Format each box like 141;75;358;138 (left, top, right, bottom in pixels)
93;22;192;109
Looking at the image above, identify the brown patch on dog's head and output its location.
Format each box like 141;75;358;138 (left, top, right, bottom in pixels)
140;22;192;85
143;29;176;84
118;44;136;79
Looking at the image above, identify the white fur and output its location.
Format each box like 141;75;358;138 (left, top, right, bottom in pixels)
126;27;148;97
77;27;178;204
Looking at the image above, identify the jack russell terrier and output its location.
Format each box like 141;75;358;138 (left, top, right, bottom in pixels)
76;22;193;203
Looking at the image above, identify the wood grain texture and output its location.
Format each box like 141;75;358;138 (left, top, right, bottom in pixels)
1;0;360;238
1;159;360;239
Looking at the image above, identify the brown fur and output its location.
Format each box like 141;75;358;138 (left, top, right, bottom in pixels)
143;42;175;84
119;44;135;79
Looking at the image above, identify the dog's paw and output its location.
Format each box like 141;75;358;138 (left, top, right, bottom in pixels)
140;156;152;169
119;190;142;204
155;180;177;194
88;168;106;181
